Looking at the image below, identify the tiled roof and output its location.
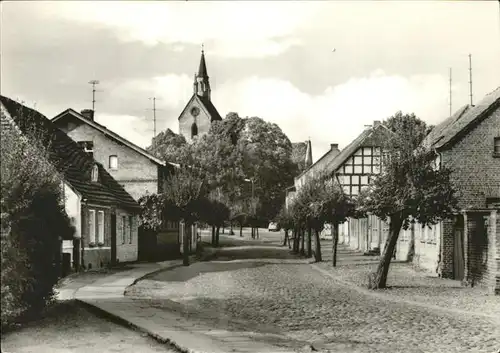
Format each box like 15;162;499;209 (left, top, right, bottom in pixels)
52;109;172;167
0;96;140;211
422;86;500;150
199;96;222;121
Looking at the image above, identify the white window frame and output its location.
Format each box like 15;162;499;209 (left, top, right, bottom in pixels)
122;216;127;244
97;211;104;244
129;216;133;244
89;209;96;244
109;155;118;170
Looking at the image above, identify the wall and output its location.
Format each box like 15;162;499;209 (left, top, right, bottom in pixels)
115;209;138;263
59;119;160;201
440;107;500;210
438;107;500;280
179;97;212;143
485;210;499;294
62;182;80;265
413;222;441;274
81;204;112;270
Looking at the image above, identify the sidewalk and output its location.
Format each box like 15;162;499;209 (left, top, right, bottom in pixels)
57;259;302;353
312;262;500;322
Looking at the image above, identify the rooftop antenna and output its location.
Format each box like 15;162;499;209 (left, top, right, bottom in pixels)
89;80;100;111
148;97;162;142
468;54;473;106
449;68;452;117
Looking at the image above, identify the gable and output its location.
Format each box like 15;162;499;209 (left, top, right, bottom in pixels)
52;109;167;167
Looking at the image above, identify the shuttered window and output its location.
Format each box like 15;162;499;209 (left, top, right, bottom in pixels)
97;211;104;244
89;210;96;244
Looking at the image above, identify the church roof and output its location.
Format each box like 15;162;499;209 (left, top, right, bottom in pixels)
198;50;208;78
199;96;222;121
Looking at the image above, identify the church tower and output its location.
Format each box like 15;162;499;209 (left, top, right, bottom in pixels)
193;47;211;100
178;46;222;143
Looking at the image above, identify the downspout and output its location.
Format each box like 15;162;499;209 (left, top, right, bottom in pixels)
81;198;87;271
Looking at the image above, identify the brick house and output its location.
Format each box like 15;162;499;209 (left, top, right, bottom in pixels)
178;48;222;143
1;95;141;271
419;87;500;294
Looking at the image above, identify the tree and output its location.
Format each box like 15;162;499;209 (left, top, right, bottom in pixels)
289;174;355;263
357;112;458;289
1;120;74;327
147;128;187;163
163;167;207;266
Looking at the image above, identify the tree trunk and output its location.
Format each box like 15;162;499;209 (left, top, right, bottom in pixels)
256;227;259;239
307;228;312;258
222;225;225;234
283;229;289;246
293;228;299;254
300;229;305;255
183;222;190;266
314;229;322;262
211;225;216;245
332;223;339;267
215;226;220;247
230;222;234;235
406;223;415;262
369;213;404;289
240;223;243;237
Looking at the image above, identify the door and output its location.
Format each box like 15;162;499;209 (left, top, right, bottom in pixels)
111;214;117;265
453;228;464;280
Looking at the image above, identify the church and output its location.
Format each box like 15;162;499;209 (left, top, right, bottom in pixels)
178;48;223;143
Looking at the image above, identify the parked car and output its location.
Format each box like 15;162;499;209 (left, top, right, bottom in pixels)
268;222;279;232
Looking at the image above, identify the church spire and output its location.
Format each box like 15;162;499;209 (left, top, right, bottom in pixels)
194;44;211;100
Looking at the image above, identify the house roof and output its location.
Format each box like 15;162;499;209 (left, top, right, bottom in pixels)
51;108;173;167
295;142;340;181
422;86;500;150
324;123;393;174
0;96;140;211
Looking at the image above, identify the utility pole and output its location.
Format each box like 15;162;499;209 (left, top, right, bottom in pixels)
468;54;473;106
449;68;452;117
89;80;100;111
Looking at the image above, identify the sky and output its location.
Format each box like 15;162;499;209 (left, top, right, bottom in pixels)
2;1;500;162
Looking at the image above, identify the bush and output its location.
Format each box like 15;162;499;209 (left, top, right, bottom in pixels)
1;122;73;328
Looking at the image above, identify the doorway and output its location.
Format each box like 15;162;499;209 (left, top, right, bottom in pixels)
453;215;465;281
111;214;117;265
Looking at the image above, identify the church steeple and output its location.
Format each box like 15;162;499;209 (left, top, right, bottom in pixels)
193;45;211;100
305;139;313;168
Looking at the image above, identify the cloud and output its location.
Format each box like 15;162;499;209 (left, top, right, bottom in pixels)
46;1;318;58
214;71;458;162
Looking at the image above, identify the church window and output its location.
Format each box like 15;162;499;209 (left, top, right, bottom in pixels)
191;123;198;138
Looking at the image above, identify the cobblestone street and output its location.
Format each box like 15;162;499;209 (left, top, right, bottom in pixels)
128;235;500;353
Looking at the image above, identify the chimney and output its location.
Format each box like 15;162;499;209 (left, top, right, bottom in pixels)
81;109;94;121
364;124;372;130
373;120;381;127
330;143;339;151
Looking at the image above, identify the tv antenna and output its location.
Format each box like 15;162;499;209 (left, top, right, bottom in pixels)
449;68;452;117
89;80;100;111
148;97;162;140
468;54;473;106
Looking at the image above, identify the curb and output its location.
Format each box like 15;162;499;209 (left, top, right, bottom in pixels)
75;299;194;353
310;263;500;322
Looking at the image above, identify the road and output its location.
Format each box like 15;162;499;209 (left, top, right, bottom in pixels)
129;229;500;353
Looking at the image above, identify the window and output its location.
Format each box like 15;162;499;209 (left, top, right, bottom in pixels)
78;141;94;158
89;210;96;244
494;137;500;156
91;165;99;182
191;123;198;138
97;211;104;244
122;216;127;244
129;216;133;244
109;155;118;170
427;224;437;244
